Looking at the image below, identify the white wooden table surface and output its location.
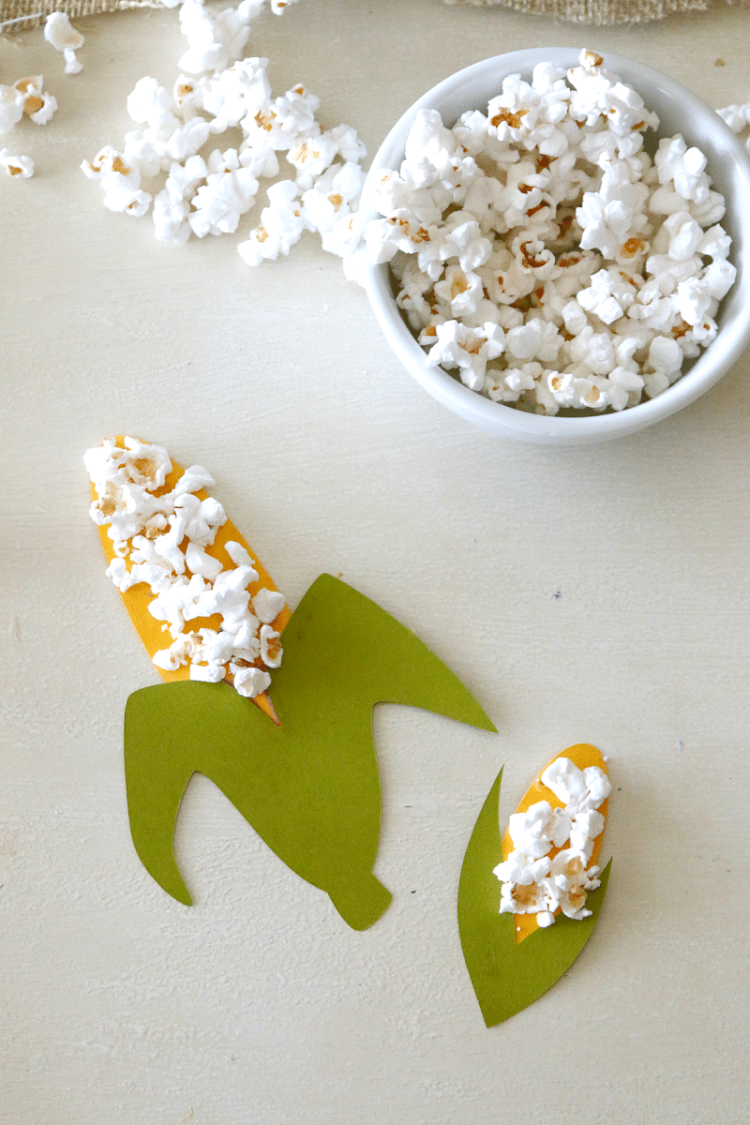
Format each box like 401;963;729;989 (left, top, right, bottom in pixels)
2;2;750;1122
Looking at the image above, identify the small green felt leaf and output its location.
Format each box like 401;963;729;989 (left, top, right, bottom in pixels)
458;770;611;1026
125;574;496;930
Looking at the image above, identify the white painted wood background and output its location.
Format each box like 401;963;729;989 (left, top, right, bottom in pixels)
1;2;749;1121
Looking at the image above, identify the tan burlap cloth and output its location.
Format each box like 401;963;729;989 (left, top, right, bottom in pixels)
0;0;159;31
0;0;747;32
445;0;748;19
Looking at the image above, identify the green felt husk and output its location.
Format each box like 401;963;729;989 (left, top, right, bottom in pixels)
124;573;496;931
458;769;611;1026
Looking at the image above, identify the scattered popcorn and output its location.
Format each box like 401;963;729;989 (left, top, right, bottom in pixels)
0;84;24;135
152;154;208;243
301;160;366;255
0;74;62;178
493;756;611;925
189;146;259;237
0;148;34;177
237;178;306;264
81;145;152;216
84;437;285;699
1;75;57;133
44;12;85;75
81;0;367;264
366;50;736;414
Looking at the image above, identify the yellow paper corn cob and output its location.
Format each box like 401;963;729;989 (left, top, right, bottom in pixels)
501;743;609;944
90;436;290;724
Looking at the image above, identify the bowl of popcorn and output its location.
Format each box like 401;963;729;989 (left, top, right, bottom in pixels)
358;48;750;444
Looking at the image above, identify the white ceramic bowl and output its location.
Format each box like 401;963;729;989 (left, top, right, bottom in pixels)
358;48;750;445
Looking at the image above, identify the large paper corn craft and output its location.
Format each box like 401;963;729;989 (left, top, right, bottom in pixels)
87;437;496;931
458;744;611;1025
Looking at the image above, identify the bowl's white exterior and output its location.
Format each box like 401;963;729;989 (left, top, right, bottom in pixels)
359;49;750;445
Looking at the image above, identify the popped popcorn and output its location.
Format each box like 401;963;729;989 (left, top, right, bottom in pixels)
81;0;367;265
188;146;259;237
44;12;85;75
717;103;750;136
367;50;736;415
81;145;152;216
237;178;306;264
0;148;34;177
0;74;59;179
493;756;611;926
85;437;285;699
1;75;58;135
0;84;24;135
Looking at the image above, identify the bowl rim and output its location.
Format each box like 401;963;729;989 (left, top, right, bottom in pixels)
359;47;750;443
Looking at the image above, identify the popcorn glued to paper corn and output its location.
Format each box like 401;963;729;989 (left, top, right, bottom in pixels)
458;743;612;1026
494;751;610;936
366;49;737;414
85;437;289;720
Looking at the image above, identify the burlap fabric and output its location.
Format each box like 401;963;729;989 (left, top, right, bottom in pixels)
0;0;747;31
0;0;159;32
445;0;748;20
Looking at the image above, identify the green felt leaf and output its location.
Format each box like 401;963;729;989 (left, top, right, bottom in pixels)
458;770;611;1026
125;573;496;931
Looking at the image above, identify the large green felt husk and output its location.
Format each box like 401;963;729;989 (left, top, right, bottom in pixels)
458;770;611;1026
124;573;496;931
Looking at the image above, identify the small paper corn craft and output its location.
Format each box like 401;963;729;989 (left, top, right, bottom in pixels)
458;745;611;1026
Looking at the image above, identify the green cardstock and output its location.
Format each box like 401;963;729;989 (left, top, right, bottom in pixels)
457;769;611;1026
124;573;496;931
